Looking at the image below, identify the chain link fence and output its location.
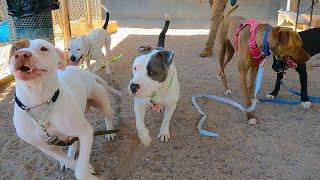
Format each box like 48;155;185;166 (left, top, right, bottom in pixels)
0;0;8;21
0;0;101;44
52;0;101;41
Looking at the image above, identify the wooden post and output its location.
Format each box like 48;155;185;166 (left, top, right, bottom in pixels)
97;0;103;27
294;0;301;31
85;0;93;32
287;0;298;12
61;0;71;48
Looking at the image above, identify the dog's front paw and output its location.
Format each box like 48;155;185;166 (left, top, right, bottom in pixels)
88;173;100;180
265;94;274;100
252;98;259;104
88;163;99;176
58;162;67;172
105;66;111;75
248;118;257;125
224;89;232;96
158;130;170;142
216;75;222;81
301;101;311;109
105;133;116;141
138;130;152;146
76;165;99;180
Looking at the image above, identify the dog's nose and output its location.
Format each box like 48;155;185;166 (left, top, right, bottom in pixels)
14;51;31;59
70;55;77;61
130;83;140;94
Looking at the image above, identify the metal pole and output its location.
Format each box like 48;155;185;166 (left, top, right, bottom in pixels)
310;0;315;27
294;0;301;31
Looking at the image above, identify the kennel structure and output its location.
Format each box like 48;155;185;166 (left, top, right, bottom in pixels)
52;0;118;47
294;0;319;30
0;0;117;46
278;0;320;31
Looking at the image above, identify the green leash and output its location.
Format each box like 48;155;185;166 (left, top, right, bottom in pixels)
150;73;174;103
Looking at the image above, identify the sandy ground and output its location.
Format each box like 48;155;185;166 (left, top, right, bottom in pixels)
1;34;320;179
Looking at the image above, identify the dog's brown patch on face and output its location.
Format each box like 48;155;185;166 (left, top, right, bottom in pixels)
10;39;30;59
269;27;310;64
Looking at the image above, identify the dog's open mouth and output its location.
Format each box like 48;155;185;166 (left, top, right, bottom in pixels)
284;56;297;69
19;65;31;72
14;64;47;81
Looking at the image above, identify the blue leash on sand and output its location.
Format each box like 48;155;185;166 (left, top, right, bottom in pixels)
191;62;265;138
259;80;320;104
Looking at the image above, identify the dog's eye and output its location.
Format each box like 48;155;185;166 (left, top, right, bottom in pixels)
77;49;81;51
67;48;70;51
11;46;18;52
40;47;49;51
133;67;137;71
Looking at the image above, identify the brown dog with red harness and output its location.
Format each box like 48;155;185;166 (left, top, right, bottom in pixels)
214;16;310;124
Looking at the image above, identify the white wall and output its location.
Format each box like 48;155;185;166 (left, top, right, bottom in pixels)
104;0;319;21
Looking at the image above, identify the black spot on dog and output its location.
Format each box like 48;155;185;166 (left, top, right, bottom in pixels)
146;50;174;83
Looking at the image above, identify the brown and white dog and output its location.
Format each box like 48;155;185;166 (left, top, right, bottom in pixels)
9;39;118;179
214;16;310;124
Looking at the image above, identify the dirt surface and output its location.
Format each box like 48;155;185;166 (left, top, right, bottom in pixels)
1;35;320;179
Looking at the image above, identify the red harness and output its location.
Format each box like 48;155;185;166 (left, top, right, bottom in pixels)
234;19;264;65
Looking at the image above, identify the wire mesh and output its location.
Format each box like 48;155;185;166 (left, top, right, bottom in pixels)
52;0;101;39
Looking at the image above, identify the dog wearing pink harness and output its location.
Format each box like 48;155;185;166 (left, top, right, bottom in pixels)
234;19;265;66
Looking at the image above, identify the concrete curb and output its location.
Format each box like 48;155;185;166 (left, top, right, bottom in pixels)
0;74;14;87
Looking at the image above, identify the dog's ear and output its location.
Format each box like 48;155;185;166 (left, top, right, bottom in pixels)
270;27;290;48
55;48;66;70
157;50;174;70
138;45;153;54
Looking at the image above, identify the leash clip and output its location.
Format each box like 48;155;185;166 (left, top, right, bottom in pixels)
46;135;61;145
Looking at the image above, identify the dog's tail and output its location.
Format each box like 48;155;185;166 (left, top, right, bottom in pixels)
100;4;110;30
94;74;121;96
157;14;171;48
221;4;239;22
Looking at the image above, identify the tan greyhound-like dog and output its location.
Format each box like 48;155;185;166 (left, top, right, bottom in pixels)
214;16;310;124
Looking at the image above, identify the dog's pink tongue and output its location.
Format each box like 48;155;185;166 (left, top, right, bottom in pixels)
285;57;297;69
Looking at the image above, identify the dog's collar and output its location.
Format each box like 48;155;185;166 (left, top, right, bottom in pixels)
15;89;62;145
150;73;174;104
263;26;272;57
15;89;59;111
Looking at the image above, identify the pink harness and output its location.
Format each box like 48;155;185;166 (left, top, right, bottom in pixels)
234;19;264;65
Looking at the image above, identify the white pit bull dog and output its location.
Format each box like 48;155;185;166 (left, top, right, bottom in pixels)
68;5;112;74
129;15;180;146
9;39;118;180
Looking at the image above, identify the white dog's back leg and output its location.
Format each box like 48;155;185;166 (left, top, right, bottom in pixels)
92;52;104;73
103;36;111;75
90;83;116;140
84;57;92;72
